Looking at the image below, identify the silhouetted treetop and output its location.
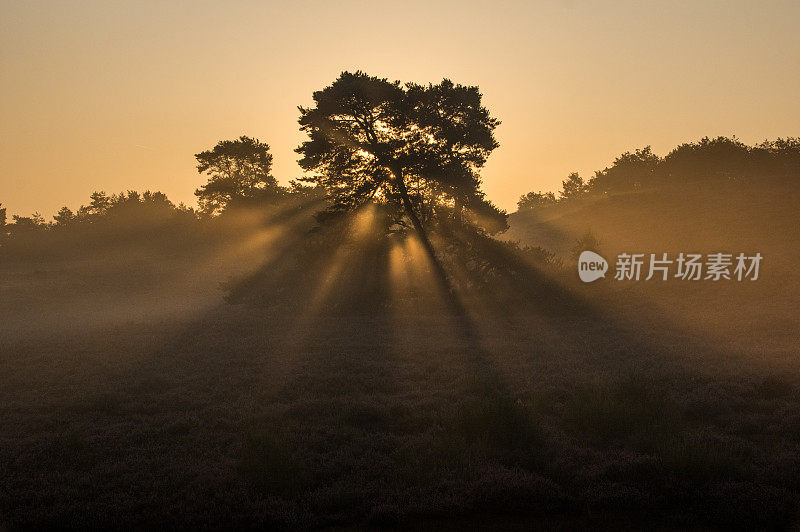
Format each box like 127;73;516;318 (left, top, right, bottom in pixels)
296;71;505;235
53;207;76;226
560;172;588;200
195;136;279;215
517;191;557;211
591;146;659;194
88;191;111;215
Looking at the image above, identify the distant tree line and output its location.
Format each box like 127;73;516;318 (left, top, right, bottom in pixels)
1;190;202;240
517;136;800;212
0;136;322;247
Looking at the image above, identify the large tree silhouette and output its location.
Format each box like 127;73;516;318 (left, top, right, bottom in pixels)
296;71;504;255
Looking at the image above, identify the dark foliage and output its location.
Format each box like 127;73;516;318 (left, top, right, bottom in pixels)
195;136;282;216
518;136;800;211
296;71;507;234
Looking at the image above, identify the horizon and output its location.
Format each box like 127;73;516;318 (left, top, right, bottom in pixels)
2;0;799;218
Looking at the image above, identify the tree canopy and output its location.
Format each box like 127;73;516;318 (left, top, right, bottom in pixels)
195;136;279;215
295;71;506;237
517;136;800;211
517;191;557;211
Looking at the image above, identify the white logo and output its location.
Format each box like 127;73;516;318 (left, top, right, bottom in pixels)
578;250;608;283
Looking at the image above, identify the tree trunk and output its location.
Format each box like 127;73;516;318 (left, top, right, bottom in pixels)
395;172;454;295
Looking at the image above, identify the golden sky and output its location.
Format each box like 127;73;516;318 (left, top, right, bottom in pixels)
2;0;798;217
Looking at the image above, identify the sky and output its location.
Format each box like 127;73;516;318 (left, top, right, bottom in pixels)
1;0;799;217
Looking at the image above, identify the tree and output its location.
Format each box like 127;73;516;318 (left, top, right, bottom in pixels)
660;136;750;185
517;191;556;211
10;213;46;232
296;71;504;253
0;203;6;227
194;136;279;215
88;191;111;215
53;206;76;226
560;172;587;200
755;137;800;183
590;146;659;193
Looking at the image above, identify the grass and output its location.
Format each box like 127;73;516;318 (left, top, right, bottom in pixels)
2;298;797;529
2;186;800;528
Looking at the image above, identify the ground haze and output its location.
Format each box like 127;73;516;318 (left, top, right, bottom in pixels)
2;181;799;528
